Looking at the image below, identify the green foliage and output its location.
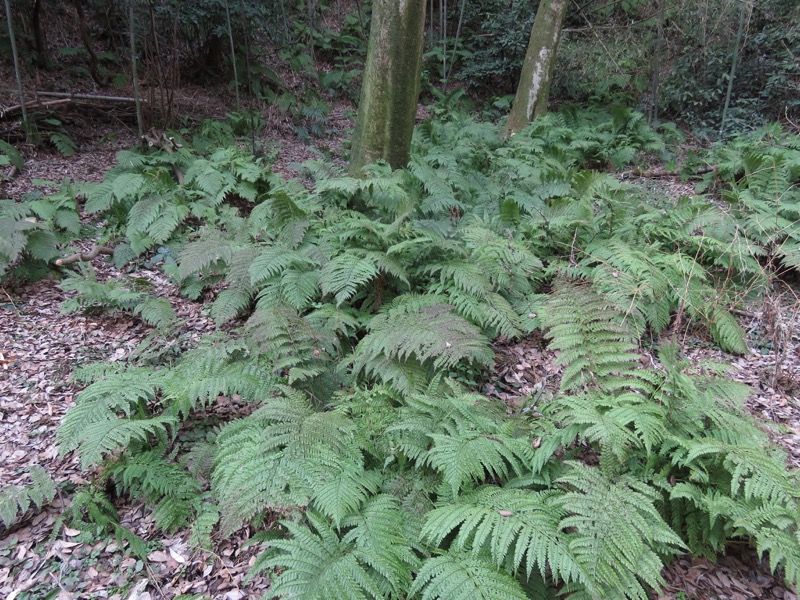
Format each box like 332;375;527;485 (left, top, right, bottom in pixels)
0;466;57;529
0;181;82;281
0;140;24;170
82;140;277;262
60;269;177;328
65;485;149;559
660;1;800;130
700;125;800;273
108;447;202;531
56;108;800;598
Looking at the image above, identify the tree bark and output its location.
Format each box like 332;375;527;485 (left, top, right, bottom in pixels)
349;0;427;174
32;0;48;65
504;0;569;136
74;0;105;86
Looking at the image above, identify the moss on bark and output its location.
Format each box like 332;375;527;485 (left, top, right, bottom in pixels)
349;0;427;174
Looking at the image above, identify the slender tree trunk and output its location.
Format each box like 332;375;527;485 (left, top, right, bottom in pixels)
4;0;30;142
32;0;48;65
349;0;427;173
719;1;750;137
648;0;666;123
129;0;144;137
504;0;569;136
223;0;239;109
74;0;105;86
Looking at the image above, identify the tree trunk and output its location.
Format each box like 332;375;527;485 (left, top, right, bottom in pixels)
349;0;427;174
32;0;48;65
74;0;105;86
504;0;569;136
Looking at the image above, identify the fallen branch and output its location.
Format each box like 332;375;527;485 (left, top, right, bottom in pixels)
55;245;114;266
35;91;143;103
1;98;71;118
624;166;715;179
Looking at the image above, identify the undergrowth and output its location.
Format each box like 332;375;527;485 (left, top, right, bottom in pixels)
9;105;799;599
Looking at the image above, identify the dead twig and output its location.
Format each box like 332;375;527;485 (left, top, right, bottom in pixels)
54;245;114;266
623;166;715;178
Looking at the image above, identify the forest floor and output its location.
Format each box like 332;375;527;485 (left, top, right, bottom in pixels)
1;106;800;600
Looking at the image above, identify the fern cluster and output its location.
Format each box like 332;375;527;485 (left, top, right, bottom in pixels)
81;138;277;266
55;107;800;598
0;181;82;281
698;124;800;274
0;466;57;529
59;268;177;327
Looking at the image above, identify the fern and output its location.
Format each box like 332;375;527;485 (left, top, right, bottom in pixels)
320;252;380;306
211;390;364;534
109;448;201;531
556;463;685;599
72;416;177;469
53;110;800;599
0;183;81;281
410;551;530;600
389;389;534;494
58;367;165;453
421;487;586;586
0;466;57;528
353;296;493;392
0;139;24;170
258;512;387;599
540;282;640;391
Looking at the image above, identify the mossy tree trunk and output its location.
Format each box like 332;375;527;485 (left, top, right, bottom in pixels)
349;0;427;174
504;0;569;136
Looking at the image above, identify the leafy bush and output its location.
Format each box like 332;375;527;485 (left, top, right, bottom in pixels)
697;124;800;274
0;181;82;281
56;108;800;598
81;138;278;266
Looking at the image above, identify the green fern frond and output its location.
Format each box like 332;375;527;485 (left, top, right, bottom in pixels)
410;551;529;600
557;463;684;598
755;526;800;589
110;448;200;531
308;461;382;528
57;368;166;453
0;466;57;528
353;298;493;390
540;282;639;391
708;308;748;355
178;229;236;279
210;287;253;324
421;486;586;586
162;350;276;418
683;442;800;506
389;389;532;488
320;252;380;306
260;512;385;600
245;305;334;384
424;433;533;495
249;247;315;285
212;416;309;535
134;297;177;327
0;139;24;170
75;416;177;468
212;392;363;534
555;392;667;461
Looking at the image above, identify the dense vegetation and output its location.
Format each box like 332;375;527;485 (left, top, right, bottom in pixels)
3;105;800;598
2;0;800;598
